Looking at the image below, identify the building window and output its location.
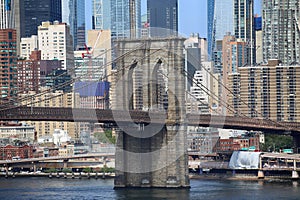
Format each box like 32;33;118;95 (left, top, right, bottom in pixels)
8;32;12;40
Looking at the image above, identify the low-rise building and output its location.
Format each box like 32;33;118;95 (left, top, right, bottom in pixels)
214;132;261;153
0;145;33;160
0;122;35;143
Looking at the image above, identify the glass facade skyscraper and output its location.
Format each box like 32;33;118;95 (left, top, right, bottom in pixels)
19;0;62;38
234;0;255;65
62;0;86;50
207;0;215;59
92;0;141;39
207;0;234;60
92;0;111;30
0;0;15;29
147;0;178;37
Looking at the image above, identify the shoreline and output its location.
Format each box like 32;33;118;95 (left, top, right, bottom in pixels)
1;173;298;182
0;172;115;179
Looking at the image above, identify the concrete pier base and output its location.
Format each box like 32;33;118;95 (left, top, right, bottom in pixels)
114;125;190;188
258;170;265;179
292;171;299;179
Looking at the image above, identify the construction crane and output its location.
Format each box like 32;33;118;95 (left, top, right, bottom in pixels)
82;30;103;80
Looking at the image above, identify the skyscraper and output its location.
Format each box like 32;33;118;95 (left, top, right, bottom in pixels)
0;29;18;103
234;0;255;65
207;0;234;60
38;21;74;71
92;0;141;39
62;0;86;50
9;0;62;56
262;0;300;65
18;0;62;38
111;0;140;38
147;0;178;37
207;0;215;59
0;0;15;29
92;0;111;30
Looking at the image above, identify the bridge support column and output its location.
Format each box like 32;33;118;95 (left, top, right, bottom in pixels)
63;159;68;169
258;170;264;179
33;162;37;173
293;134;300;153
114;124;189;188
292;159;299;179
292;171;299;179
5;166;8;178
258;155;264;179
113;37;188;188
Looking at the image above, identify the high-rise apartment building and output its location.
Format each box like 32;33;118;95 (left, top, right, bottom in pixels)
0;29;18;104
186;62;215;114
262;0;300;65
0;0;61;56
147;0;178;37
184;33;208;91
228;41;247;73
38;21;74;71
207;0;234;59
18;50;41;94
62;0;86;50
234;0;255;65
228;62;300;122
19;88;80;139
222;33;236;114
222;33;236;81
212;40;223;74
93;0;141;39
20;35;38;59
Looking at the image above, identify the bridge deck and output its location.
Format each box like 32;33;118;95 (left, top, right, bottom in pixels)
0;107;300;134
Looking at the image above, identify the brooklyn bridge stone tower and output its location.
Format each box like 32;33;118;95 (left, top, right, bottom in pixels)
112;37;189;188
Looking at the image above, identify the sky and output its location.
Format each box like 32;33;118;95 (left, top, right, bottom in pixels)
85;0;262;38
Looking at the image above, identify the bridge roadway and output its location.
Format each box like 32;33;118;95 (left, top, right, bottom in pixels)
1;107;300;134
0;153;115;166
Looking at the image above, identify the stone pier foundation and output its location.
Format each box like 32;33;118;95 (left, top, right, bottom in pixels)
114;124;189;188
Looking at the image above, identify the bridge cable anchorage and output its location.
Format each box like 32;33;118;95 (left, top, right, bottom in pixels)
182;47;294;131
0;42;149;112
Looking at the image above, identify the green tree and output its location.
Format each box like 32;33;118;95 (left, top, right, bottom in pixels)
104;130;116;144
83;167;92;173
62;168;72;173
94;130;116;144
45;168;57;173
261;134;294;152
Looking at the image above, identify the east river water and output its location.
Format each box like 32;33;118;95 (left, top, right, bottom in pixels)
1;177;300;199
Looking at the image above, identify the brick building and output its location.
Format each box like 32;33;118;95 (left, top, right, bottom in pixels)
0;29;18;104
0;145;33;160
214;133;260;153
18;50;41;93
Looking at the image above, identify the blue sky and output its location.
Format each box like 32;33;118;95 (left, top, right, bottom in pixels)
85;0;261;38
